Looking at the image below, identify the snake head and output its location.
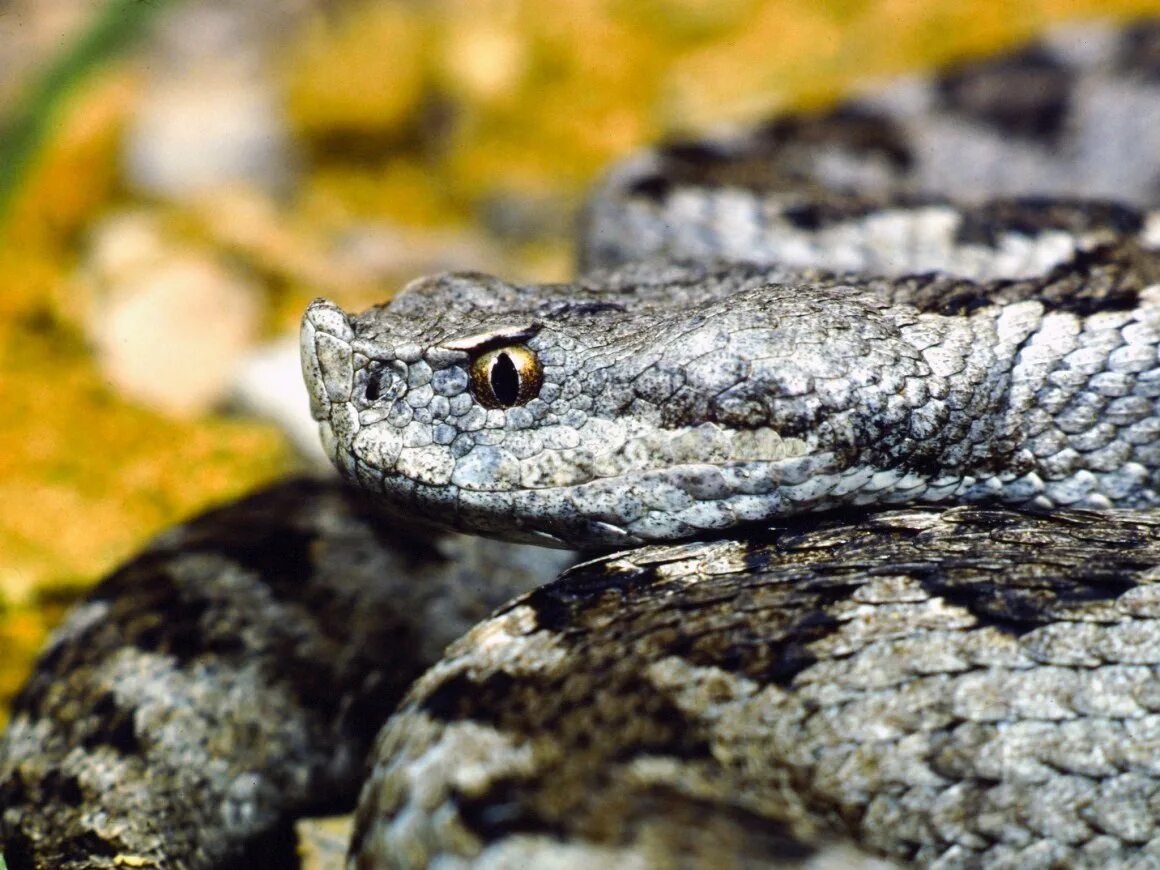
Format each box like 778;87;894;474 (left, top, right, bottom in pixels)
301;265;1020;549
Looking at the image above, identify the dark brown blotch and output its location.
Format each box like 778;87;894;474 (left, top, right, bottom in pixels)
1117;19;1160;80
937;45;1076;142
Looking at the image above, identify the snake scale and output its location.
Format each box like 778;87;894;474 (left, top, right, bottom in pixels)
3;17;1160;869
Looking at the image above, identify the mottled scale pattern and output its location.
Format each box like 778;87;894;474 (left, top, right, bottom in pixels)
4;17;1160;870
0;481;571;868
356;508;1160;868
581;20;1160;274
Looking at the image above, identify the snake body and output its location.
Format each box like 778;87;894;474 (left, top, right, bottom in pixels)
3;17;1160;869
303;20;1160;551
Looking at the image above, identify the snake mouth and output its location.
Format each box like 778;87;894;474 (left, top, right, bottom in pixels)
321;429;847;549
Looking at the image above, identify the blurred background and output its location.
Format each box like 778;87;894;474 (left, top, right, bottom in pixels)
2;0;1159;719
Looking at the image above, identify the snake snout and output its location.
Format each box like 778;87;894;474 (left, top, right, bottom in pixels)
301;298;356;422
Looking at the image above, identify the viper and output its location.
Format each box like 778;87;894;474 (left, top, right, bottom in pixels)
2;18;1159;870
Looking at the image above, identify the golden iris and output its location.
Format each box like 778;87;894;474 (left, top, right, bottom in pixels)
469;345;543;408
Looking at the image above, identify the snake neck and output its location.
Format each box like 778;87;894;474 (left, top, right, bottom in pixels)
1000;294;1160;509
840;293;1160;513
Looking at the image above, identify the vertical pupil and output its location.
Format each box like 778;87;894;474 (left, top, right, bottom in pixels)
490;352;520;406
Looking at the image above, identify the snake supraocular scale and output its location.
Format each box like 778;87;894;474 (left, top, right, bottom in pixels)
4;18;1160;870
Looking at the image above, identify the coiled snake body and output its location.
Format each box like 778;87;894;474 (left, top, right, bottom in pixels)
4;19;1160;869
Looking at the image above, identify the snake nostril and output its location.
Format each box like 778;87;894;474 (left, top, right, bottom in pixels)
363;364;408;405
363;364;397;404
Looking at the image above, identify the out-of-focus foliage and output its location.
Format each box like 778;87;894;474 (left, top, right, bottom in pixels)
0;0;177;230
2;0;1158;720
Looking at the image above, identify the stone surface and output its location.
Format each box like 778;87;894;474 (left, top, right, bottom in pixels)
81;212;264;417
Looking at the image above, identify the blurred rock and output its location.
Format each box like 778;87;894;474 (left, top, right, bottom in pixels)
122;2;301;198
80;211;264;416
185;186;518;313
297;815;353;870
123;74;295;199
286;3;428;139
231;336;330;470
440;17;529;106
479;188;575;246
327;221;510;283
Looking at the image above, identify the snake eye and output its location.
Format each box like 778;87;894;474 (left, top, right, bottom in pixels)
469;345;542;408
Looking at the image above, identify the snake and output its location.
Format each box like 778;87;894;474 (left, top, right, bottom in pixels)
3;17;1160;870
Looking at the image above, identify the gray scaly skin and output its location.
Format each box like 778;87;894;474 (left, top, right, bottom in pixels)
3;17;1160;870
355;507;1160;868
303;241;1160;551
0;480;572;868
